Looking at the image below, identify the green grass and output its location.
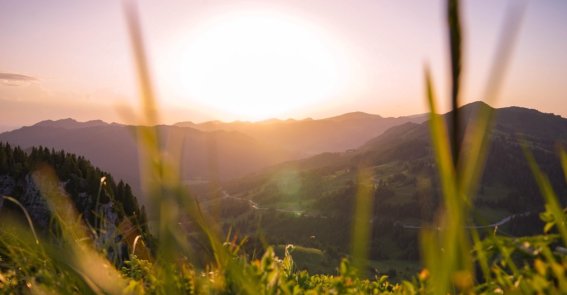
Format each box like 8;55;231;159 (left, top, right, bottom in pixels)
367;259;421;282
274;245;336;274
3;0;566;293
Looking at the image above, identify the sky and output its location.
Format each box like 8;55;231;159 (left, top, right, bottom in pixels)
1;0;567;131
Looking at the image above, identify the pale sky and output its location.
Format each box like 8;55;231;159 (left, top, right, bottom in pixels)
1;0;566;131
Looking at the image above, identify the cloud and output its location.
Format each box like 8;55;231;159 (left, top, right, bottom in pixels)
0;72;38;86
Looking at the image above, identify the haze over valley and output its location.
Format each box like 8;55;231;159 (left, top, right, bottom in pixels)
2;101;567;276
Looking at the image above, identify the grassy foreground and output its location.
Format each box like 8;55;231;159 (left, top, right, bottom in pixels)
3;0;567;294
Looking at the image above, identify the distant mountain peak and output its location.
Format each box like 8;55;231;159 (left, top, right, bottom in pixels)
460;101;493;111
32;118;108;129
34;118;77;126
173;121;196;128
327;111;382;122
438;101;495;119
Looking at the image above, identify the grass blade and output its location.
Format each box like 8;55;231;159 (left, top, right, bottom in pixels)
424;65;472;293
522;145;567;246
350;166;374;275
1;195;40;245
448;0;462;167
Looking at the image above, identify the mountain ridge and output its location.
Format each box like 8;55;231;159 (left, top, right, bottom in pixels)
0;109;429;204
213;101;567;264
32;118;110;129
0;122;297;205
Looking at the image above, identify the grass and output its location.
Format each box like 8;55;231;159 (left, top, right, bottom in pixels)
1;0;566;293
367;259;421;282
274;245;335;274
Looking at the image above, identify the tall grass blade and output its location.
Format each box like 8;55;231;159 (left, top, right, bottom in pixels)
350;166;374;275
522;145;567;246
1;195;40;245
448;0;462;166
424;65;472;293
482;0;527;104
122;1;261;293
33;164;128;294
421;0;526;292
459;0;526;198
560;148;567;184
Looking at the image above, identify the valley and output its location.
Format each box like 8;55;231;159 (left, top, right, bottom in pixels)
1;101;567;280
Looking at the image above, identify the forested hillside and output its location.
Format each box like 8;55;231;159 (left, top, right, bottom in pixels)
0;142;151;263
207;102;567;275
0;120;298;203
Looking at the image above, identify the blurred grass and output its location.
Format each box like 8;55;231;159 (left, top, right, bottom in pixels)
1;196;39;245
350;167;374;275
422;64;472;294
122;1;263;293
2;0;567;294
523;145;567;246
419;0;527;293
34;164;128;294
447;0;462;166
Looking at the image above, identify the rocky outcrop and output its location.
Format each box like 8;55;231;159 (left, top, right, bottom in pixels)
0;173;128;262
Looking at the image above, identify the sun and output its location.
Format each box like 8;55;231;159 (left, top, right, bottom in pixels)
161;8;353;120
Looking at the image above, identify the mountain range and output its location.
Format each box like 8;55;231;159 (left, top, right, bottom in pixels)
199;101;567;269
175;112;427;155
0;112;425;205
2;101;567;275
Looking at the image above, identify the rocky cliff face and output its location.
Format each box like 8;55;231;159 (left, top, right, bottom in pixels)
1;174;50;228
0;173;128;262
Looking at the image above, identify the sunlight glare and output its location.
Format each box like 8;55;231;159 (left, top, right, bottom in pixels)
167;8;352;120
